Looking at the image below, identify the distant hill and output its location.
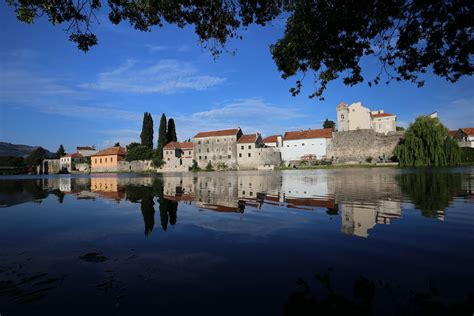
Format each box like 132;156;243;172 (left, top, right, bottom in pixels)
0;142;53;157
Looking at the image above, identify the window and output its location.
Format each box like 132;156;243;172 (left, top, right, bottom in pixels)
207;148;210;152
105;158;107;163
100;158;102;163
206;140;209;144
228;155;231;159
239;153;242;158
287;145;289;147
341;114;344;119
198;149;201;153
189;151;191;155
241;145;244;150
95;158;97;164
167;158;170;161
111;157;113;162
199;156;202;160
204;156;207;160
248;153;251;157
248;145;251;149
217;139;220;142
219;155;222;159
302;143;305;146
250;192;253;196
198;141;201;144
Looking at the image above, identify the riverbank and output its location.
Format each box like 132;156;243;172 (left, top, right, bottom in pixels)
276;163;399;171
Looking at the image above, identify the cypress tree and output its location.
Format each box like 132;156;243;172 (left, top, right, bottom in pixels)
395;116;461;167
140;112;154;149
56;144;66;157
156;113;168;160
167;118;177;142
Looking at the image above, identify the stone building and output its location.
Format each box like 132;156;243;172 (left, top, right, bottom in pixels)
262;135;283;147
90;146;129;173
337;101;396;134
162;141;194;172
281;128;332;163
41;159;60;174
236;133;282;169
192;128;243;169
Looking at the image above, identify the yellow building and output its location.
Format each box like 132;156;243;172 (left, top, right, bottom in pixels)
90;146;128;173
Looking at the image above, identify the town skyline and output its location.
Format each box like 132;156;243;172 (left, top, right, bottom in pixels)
1;2;473;153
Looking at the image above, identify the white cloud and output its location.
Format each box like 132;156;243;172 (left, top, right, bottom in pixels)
173;97;304;139
81;59;226;94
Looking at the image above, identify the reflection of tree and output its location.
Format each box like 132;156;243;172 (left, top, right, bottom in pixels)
396;171;463;218
285;270;474;316
159;198;178;231
140;197;155;236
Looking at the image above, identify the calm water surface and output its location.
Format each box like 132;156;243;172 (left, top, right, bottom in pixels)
0;167;473;315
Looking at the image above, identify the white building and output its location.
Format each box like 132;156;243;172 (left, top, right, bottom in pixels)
337;101;397;134
454;128;474;148
262;135;283;147
60;153;86;172
281;128;332;163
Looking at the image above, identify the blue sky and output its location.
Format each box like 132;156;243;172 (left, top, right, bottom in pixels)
0;2;473;153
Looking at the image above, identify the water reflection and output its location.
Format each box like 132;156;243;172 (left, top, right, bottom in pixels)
0;168;472;239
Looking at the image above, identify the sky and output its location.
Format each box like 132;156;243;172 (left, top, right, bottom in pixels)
0;2;473;153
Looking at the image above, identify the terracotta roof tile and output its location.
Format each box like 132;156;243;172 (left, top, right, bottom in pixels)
164;142;194;150
461;128;474;136
238;134;258;143
371;113;396;118
263;135;280;143
337;102;347;108
283;128;332;141
91;146;126;157
193;128;241;138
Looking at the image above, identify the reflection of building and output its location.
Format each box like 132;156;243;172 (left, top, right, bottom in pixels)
162;142;194;172
340;200;401;238
91;146;129;173
90;177;125;200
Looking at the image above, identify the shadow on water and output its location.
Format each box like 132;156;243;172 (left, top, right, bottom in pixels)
285;269;474;316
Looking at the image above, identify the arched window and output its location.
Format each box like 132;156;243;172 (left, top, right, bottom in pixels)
341;114;345;119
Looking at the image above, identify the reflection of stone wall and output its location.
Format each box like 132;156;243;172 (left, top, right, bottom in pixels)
327;130;403;163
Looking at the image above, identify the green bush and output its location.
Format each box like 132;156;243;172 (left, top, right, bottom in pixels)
366;156;373;163
205;161;213;171
461;147;474;163
190;160;200;171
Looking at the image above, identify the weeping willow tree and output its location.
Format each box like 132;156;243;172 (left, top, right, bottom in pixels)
395;116;462;167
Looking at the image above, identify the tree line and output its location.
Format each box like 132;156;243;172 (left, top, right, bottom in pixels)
125;112;178;166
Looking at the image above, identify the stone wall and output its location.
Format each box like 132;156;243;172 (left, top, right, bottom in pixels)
130;160;153;172
327;130;403;163
238;147;281;170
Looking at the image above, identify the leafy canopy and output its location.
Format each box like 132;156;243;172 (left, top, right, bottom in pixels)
395;116;461;167
126;142;153;161
7;0;473;99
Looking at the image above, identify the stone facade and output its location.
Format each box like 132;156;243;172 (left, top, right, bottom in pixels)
327;129;403;163
162;142;194;172
193;128;243;169
42;159;61;174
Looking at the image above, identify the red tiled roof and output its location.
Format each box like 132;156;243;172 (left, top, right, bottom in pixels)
283;128;332;141
193;128;241;138
91;146;126;157
77;146;95;150
448;130;457;137
371;113;396;118
460;128;474;136
62;153;83;158
238;134;258;143
263;135;280;143
337;101;347;108
164;142;194;150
